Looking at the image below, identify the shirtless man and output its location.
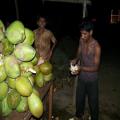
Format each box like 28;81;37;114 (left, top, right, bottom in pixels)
34;16;56;64
70;21;101;120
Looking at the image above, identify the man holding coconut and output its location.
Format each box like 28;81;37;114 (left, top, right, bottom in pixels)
70;21;101;120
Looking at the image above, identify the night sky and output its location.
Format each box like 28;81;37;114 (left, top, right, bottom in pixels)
0;0;120;53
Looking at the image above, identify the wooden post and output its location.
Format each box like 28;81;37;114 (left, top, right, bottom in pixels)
110;9;113;23
83;0;87;18
48;84;53;120
42;0;45;7
14;0;19;19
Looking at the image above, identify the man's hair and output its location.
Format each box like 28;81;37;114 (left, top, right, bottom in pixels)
79;21;94;32
36;14;47;22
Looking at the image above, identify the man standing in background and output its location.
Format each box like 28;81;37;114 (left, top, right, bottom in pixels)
34;16;56;64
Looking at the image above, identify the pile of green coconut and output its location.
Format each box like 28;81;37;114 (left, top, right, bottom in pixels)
0;20;53;118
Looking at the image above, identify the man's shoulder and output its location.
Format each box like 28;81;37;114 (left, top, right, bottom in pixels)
44;29;55;38
45;29;53;34
33;28;39;33
93;39;101;49
92;39;99;45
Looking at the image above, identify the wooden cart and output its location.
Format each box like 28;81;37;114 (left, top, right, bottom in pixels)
1;81;53;120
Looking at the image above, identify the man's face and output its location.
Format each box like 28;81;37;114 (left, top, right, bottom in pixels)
37;17;46;28
80;30;92;42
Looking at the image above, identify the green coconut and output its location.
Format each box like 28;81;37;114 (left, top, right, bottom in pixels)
0;100;2;115
0;82;8;101
35;72;44;88
2;38;14;56
16;96;28;112
4;55;20;78
2;97;12;117
28;76;35;86
14;43;36;62
6;20;25;44
44;72;53;82
28;93;43;118
20;62;34;77
39;61;53;75
22;28;35;45
7;89;21;109
7;78;16;89
0;20;5;41
33;65;40;74
0;28;5;42
16;76;33;96
31;55;38;66
0;64;7;83
32;88;40;97
0;20;5;32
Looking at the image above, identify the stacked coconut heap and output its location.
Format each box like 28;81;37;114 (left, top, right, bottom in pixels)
0;20;53;118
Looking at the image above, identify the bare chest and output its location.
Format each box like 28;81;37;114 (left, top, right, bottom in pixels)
82;42;95;56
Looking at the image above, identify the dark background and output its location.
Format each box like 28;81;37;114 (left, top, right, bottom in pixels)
0;0;120;55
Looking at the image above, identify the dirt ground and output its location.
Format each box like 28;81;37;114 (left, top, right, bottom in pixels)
51;40;120;120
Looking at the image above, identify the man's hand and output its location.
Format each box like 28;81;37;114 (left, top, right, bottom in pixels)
71;70;80;75
70;64;81;75
37;57;44;65
70;59;77;66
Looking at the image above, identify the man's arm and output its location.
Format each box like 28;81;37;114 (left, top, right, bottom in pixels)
46;32;56;60
81;43;101;72
75;41;81;61
51;32;56;51
33;29;37;49
70;39;81;65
